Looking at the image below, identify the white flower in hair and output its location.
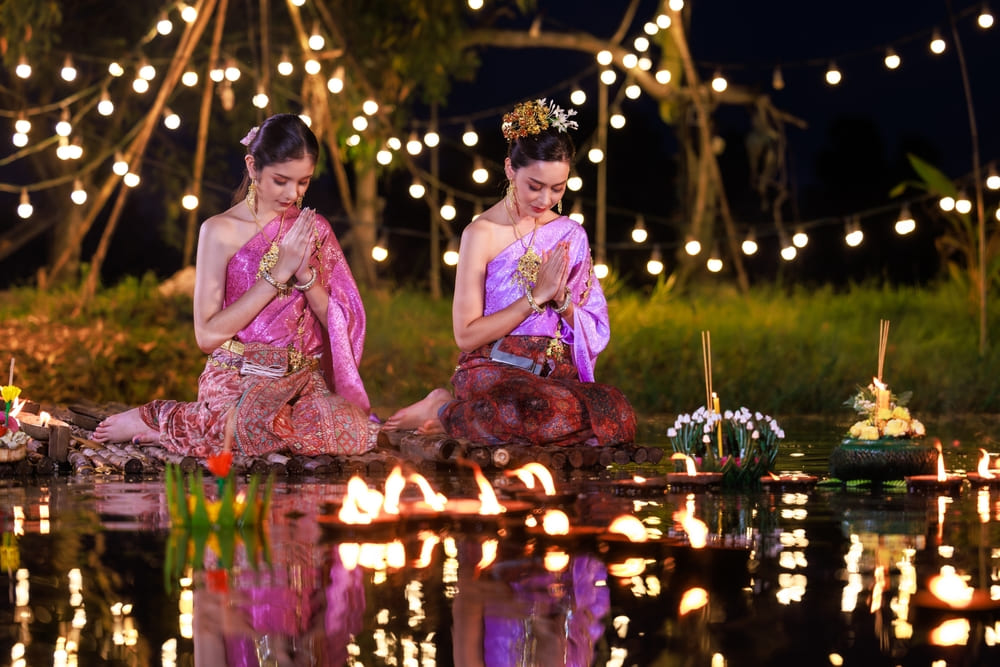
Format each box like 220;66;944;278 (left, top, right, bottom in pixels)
540;98;578;133
240;126;260;147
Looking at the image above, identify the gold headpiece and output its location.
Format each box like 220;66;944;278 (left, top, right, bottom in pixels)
501;98;578;141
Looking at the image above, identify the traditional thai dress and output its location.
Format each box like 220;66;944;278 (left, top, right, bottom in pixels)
139;210;379;457
440;215;636;446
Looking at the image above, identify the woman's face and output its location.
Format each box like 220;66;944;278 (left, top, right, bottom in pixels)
506;158;570;218
247;156;315;214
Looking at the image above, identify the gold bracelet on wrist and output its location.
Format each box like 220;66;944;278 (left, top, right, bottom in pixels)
262;269;292;297
553;288;572;314
525;288;546;314
293;267;317;292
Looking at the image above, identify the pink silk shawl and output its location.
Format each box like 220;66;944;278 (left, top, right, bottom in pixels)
483;215;610;382
226;210;371;413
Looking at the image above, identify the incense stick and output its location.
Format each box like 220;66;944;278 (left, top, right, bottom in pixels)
7;357;12;387
702;331;712;409
877;320;889;381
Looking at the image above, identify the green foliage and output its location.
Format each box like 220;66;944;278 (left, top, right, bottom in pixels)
3;280;1000;418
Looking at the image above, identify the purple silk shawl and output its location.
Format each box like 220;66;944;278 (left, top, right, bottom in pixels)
484;215;609;382
225;211;371;413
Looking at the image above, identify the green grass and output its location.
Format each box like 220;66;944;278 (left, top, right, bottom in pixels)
3;276;999;418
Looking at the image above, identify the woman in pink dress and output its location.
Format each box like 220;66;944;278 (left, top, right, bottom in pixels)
386;99;635;447
95;113;379;457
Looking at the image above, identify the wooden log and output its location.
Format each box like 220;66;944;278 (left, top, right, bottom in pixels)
612;448;631;465
491;446;513;469
549;450;567;470
468;446;492;469
67;449;94;474
644;446;664;464
567;447;586;469
49;425;71;462
101;441;145;474
27;452;57;475
144;446;198;473
284;456;305;476
598;449;615;468
294;455;331;475
339;457;366;476
630;446;649;464
534;449;553;468
399;433;461;463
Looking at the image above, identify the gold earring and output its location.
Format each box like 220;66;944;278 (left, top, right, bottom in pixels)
296;195;303;209
246;180;257;214
557;200;562;215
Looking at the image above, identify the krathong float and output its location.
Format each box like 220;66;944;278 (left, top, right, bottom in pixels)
0;380;28;463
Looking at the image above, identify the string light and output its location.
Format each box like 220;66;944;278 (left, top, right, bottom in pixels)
772;66;785;90
955;192;972;214
345;134;360;146
209;61;224;82
978;3;995;28
625;83;642;99
567;175;583;191
646;245;664;275
462;123;479;146
327;66;345;93
376;148;392;165
825;61;842;85
277;50;294;76
633;36;650;52
60;55;77;82
112;152;129;176
668;0;684;10
939;196;956;212
930;29;946;54
884;48;901;70
156;12;173;35
252;88;269;109
710;70;728;92
309;23;325;51
656;13;672;29
741;230;758;255
12;130;28;148
844;220;864;247
622;52;638;69
181;192;199;210
386;136;401;151
706;246;723;273
594;249;609;279
352;115;369;132
986;165;1000;190
138;59;156;81
440;195;457;221
631;215;647;243
304;58;321;75
472;157;489;184
181;70;198;86
467;0;484;10
17;189;33;219
372;233;389;262
655;68;672;85
587;146;604;163
443;237;460;266
289;0;305;6
71;178;87;205
108;61;125;77
409;179;425;199
596;49;613;66
600;68;617;85
792;229;809;248
684;237;701;256
15;115;30;134
609;106;626;129
780;233;797;260
423;130;440;148
56;136;72;160
570;86;587;105
55;109;72;137
644;21;659;35
224;59;240;81
406;132;423;156
68;136;83;160
569;201;584;224
895;205;915;235
15;54;32;79
362;99;379;115
638;56;653;71
163;108;181;130
179;3;198;22
96;90;115;116
123;172;141;188
133;77;150;93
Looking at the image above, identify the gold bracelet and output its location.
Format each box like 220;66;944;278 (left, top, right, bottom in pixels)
525;288;546;314
293;267;317;292
553;288;572;314
262;269;292;297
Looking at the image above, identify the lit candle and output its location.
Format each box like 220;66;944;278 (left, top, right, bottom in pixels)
712;392;723;458
873;377;890;413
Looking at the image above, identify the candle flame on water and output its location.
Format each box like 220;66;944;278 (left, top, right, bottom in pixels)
383;466;406;515
679;587;709;615
471;463;504;515
673;508;708;549
338;476;384;524
409;473;448;511
414;531;440;569
508;462;557;495
542;509;570;535
936;450;947;482
608;558;646;578
977;449;994;479
607;514;647;542
477;539;498;571
927;565;974;607
870;566;885;613
544;548;570;572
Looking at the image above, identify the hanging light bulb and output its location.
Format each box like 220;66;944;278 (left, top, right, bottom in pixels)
646;245;664;275
304;58;321;75
609;106;626;129
15;54;32;79
668;0;684;10
252;87;269;109
884;48;901;70
930;29;946;54
17;189;33;219
309;23;325;51
440;195;457;221
644;21;659;35
655;68;672;85
112;152;129;176
12;130;28;148
163;108;181;130
825;61;842;85
132;77;150;94
472;157;488;184
939;196;956;212
587;147;604;163
656;13;672;29
179;3;198;22
68;135;83;160
409;178;425;199
955;191;972;214
108;61;125;77
468;0;484;10
224;59;241;81
71;178;87;205
570;86;586;105
684;237;701;256
345;134;360;146
352;115;368;132
56;136;72;161
376;149;393;165
97;90;114;116
462;123;479;147
631;215;647;243
596;50;613;66
567;175;583;191
569;201;584;224
844;220;864;247
362;99;379;116
372;232;389;262
780;233;797;261
182;191;199;210
978;3;995;28
55;109;72;137
156;12;173;35
209;60;225;82
638;56;653;71
277;50;294;76
386;136;401;151
792;228;809;248
138;59;156;81
895;205;916;235
600;68;617;85
123;172;141;188
986;165;1000;190
14;115;30;134
594;252;610;279
327;66;345;93
633;36;650;52
706;246;723;273
443;237;460;266
423;130;440;148
622;53;638;69
710;70;727;92
58;55;78;82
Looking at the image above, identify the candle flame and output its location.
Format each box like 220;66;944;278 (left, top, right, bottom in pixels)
607;514;647;542
632;475;646;483
508;462;557;495
929;618;971;647
544;548;570;572
39;411;51;427
608;557;646;578
470;463;504;515
408;473;448;511
768;471;780;480
338;542;361;570
673;508;708;549
383;466;406;515
477;539;498;571
414;531;439;569
542;509;570;535
936;450;947;482
679;587;709;615
977;449;994;479
387;540;406;569
927;565;974;607
338;476;383;524
872;377;887;391
684;455;698;476
870;566;885;613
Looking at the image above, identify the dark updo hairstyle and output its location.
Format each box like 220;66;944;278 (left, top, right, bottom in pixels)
233;113;320;205
507;129;576;171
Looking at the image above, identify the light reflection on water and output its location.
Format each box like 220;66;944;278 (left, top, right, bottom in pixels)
2;414;1000;666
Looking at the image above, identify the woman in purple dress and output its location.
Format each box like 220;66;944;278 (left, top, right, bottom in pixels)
387;99;635;447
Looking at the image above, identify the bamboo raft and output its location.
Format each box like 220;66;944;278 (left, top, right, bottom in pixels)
0;403;664;479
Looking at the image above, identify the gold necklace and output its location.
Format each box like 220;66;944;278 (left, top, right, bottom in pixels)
505;195;541;289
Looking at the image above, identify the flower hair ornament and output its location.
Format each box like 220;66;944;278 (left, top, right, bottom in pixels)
240;126;259;147
501;98;578;141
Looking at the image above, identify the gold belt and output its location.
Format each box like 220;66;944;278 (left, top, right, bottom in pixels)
219;339;319;374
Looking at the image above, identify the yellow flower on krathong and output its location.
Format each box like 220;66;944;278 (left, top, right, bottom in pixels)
858;425;881;440
1;385;21;403
877;407;893;422
911;419;926;437
891;406;911;421
849;420;870;438
884;418;909;437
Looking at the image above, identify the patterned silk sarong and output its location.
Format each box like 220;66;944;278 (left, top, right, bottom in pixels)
440;336;636;447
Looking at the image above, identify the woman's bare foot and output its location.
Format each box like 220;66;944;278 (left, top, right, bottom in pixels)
92;408;160;444
383;388;452;432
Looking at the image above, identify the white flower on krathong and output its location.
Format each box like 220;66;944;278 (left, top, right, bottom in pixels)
703;423;712;434
702;434;711;444
724;409;733;419
752;430;760;440
911;419;926;437
746;421;755;431
667;427;677;438
755;411;764;421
